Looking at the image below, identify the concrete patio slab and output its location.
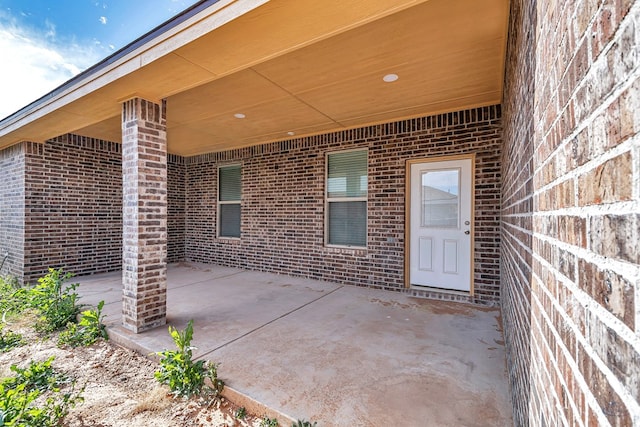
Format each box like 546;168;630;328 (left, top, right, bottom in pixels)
76;263;513;426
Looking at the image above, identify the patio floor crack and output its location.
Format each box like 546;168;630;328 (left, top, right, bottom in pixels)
195;285;344;360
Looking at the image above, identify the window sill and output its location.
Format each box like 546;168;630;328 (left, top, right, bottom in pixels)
324;245;368;256
216;237;241;243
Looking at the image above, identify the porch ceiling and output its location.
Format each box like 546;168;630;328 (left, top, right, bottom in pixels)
0;0;509;156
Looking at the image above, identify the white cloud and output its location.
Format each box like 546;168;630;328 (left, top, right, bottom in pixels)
44;19;55;39
99;16;107;25
0;13;103;119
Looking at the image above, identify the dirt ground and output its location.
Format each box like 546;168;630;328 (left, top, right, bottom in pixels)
0;314;268;427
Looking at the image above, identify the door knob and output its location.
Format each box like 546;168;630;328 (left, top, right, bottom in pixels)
464;230;470;235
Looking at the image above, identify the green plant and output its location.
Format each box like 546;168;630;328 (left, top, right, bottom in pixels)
206;361;224;395
0;357;83;426
58;300;108;347
2;357;69;393
29;269;81;333
292;420;317;427
155;320;224;398
0;324;24;352
260;417;279;427
235;406;247;420
0;276;29;319
0;382;40;426
0;381;84;426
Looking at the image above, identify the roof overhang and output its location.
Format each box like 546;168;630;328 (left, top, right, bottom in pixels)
0;0;510;156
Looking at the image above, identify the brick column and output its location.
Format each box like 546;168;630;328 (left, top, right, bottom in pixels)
121;98;167;333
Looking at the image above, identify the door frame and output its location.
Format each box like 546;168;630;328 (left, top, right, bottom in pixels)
404;153;476;295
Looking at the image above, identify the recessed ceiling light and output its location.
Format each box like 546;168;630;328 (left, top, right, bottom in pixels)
287;131;295;136
383;73;399;83
234;113;246;119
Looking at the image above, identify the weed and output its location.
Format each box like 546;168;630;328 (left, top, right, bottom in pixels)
155;320;224;398
0;383;40;425
0;324;24;352
235;406;247;420
206;361;225;395
29;269;81;333
2;357;70;392
0;276;29;318
292;420;318;427
260;417;279;427
0;357;84;426
58;300;108;347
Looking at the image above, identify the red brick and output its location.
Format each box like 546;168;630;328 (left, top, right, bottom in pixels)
183;106;502;304
577;151;634;206
503;0;640;424
121;98;168;333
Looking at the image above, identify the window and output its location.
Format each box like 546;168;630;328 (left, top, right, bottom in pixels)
218;165;241;238
421;168;460;228
326;149;367;247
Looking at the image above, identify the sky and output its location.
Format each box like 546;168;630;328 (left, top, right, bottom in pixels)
0;0;199;119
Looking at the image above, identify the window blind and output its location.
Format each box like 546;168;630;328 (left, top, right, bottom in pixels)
218;165;241;238
326;150;367;247
327;149;367;198
219;165;241;201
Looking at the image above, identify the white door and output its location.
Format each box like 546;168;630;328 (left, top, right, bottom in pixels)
409;157;473;292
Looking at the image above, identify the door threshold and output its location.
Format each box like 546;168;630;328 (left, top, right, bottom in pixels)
410;285;469;295
407;285;475;304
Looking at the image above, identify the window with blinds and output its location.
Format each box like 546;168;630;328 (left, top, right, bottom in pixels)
326;149;367;247
218;165;241;238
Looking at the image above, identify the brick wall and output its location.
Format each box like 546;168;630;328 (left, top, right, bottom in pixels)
502;0;640;425
1;133;187;285
22;135;123;284
168;154;186;263
121;97;168;332
185;106;502;304
501;0;536;424
0;143;25;281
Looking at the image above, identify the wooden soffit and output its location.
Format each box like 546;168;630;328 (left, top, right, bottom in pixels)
0;0;510;156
